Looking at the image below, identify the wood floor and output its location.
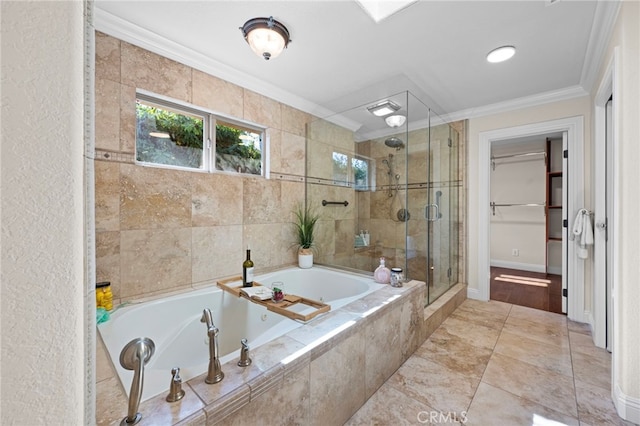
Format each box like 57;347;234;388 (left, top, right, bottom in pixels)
490;267;563;314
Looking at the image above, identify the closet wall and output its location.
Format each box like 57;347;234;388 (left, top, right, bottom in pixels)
490;140;547;272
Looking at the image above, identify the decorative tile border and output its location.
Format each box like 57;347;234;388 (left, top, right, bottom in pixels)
95;149;135;163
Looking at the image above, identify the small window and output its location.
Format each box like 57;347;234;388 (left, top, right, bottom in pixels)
352;156;371;191
332;152;349;185
136;100;206;170
215;120;262;175
135;92;266;176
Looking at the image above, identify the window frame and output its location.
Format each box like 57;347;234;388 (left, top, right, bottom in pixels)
135;90;268;177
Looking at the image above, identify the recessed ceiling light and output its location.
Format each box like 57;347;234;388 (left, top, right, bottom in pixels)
486;45;516;63
367;100;401;117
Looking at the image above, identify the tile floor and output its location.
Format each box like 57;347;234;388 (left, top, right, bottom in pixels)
347;298;635;425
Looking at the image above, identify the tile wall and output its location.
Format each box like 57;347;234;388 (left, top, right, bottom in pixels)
95;32;312;301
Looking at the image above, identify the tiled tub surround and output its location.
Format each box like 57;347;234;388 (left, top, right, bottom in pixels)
97;281;467;425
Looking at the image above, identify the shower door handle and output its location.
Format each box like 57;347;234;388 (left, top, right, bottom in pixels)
425;204;440;222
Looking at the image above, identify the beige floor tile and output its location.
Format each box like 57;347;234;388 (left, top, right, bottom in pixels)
482;352;578;417
572;351;611;391
345;382;440;425
570;331;612;361
414;327;493;379
438;315;501;350
459;298;512;318
465;382;579;426
568;319;592;335
449;302;508;330
388;355;479;414
503;315;570;348
494;330;573;377
509;304;568;327
575;380;636;426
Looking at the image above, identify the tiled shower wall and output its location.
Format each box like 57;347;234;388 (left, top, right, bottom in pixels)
94;32;312;301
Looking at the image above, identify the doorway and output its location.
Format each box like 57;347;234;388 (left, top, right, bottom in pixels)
488;135;565;313
477;116;586;322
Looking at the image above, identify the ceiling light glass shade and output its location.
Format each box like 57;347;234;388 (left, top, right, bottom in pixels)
486;45;516;63
367;100;401;117
385;114;406;128
240;16;291;60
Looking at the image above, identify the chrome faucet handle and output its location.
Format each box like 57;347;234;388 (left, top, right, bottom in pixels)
237;338;252;367
165;367;185;402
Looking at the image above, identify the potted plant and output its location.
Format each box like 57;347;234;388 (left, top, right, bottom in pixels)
293;203;319;268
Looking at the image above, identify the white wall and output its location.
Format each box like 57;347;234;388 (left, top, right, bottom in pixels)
0;2;88;423
490;141;546;271
593;0;640;418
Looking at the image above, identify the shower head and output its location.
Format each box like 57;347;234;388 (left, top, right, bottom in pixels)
385;137;405;150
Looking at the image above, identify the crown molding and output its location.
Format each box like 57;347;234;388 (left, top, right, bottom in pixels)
94;8;361;132
580;0;622;93
95;6;596;132
443;85;589;122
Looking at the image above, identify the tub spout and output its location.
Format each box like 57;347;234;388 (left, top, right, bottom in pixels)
200;308;224;384
119;337;155;426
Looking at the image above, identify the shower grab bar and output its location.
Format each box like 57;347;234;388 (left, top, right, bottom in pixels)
322;200;349;206
490;201;546;216
491;151;546;170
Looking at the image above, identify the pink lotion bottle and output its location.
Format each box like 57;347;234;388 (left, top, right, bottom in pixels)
374;257;391;284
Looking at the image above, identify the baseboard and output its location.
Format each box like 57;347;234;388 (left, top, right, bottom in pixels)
466;287;485;301
547;266;562;275
614;384;640;424
490;260;546;273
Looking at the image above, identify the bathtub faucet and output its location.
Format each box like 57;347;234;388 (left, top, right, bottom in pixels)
200;308;224;384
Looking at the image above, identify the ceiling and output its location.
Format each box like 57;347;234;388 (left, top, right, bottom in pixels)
94;1;618;137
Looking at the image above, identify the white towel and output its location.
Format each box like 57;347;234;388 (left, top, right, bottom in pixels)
573;209;593;259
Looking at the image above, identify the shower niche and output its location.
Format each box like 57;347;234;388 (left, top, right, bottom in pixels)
306;91;462;305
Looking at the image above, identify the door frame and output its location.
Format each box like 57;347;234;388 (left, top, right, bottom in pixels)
593;48;619;349
477;116;585;322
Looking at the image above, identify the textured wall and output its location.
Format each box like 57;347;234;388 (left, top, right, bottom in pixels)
1;2;86;423
94;32;311;302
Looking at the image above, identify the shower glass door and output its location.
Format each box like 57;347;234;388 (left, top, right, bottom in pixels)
426;115;460;304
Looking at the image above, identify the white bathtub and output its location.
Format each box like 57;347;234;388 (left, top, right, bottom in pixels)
98;266;384;402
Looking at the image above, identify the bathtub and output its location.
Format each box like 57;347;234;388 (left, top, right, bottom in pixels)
98;266;384;402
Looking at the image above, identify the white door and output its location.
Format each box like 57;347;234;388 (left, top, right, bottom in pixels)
562;131;568;314
594;96;614;351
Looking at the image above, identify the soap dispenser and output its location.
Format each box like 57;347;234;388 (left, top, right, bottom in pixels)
373;257;391;284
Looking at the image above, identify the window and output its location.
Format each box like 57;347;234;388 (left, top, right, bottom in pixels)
135;92;265;176
331;151;374;191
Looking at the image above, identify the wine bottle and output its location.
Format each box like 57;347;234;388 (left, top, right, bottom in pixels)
242;248;254;287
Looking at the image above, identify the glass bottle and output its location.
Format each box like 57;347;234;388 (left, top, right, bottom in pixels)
373;257;391;284
242;248;254;287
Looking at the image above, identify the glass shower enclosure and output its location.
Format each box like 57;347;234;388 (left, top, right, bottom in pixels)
305;91;460;305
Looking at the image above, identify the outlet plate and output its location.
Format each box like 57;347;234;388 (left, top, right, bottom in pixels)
512;249;519;257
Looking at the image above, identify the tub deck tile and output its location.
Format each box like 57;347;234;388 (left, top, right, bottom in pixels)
286;310;362;360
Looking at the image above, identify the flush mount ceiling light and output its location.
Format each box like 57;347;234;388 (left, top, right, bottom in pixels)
367;100;401;117
240;16;291;60
385;114;406;128
486;45;516;63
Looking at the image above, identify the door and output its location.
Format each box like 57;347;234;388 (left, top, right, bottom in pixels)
561;131;568;314
426;123;458;304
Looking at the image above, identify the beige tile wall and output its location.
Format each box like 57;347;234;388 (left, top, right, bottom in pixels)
95;32;312;301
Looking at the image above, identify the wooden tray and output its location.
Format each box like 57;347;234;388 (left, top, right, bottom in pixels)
217;277;330;322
